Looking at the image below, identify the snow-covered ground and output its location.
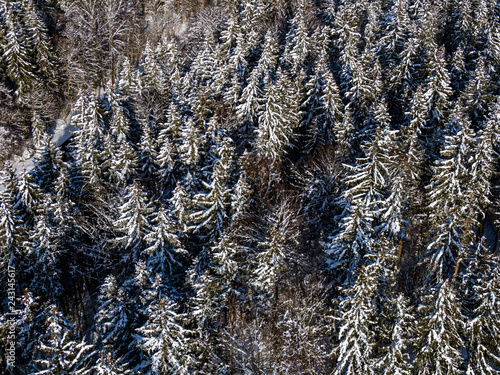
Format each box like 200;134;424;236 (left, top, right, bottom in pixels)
8;114;76;176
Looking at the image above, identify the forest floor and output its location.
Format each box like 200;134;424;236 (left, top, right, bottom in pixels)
2;114;75;176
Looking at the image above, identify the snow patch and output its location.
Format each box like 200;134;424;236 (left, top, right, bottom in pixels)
174;20;188;37
4;114;75;179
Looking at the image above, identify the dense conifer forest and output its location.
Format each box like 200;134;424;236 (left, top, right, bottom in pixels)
1;0;500;373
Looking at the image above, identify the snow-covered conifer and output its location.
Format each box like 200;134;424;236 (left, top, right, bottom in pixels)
156;131;177;186
230;170;252;224
424;44;453;124
0;162;19;207
25;213;63;296
109;140;138;186
141;41;165;94
93;350;131;375
137;297;193;374
466;265;500;375
32;305;94;374
118;57;138;96
144;205;186;275
332;264;380;375
255;70;300;159
382;0;413;54
179;118;204;167
115;182;153;262
415;280;466;375
0;199;25;270
190;138;234;239
236;31;280;122
254;200;299;298
333;1;362;84
284;0;310;73
16;169;43;219
21;0;58;85
138;124;158;180
463;57;493;122
72;93;106;188
2;5;37;96
95;275;140;363
426;120;476;279
170;182;191;232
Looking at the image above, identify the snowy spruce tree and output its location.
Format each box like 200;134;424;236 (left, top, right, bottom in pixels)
255;69;300;160
136;297;193;375
32;305;94;374
415;280;467;375
143;205;186;275
466;264;500;375
426;119;477;280
115;182;153;263
331;264;380;375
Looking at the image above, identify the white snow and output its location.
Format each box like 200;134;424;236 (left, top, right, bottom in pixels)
5;113;76;178
50;114;76;148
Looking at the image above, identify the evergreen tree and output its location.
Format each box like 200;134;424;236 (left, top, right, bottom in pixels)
406;85;428;135
15;169;43;221
390;36;422;98
415;280;466;375
326;127;397;278
332;265;379;375
284;0;310;73
31;112;48;150
138;124;158;181
0;162;19;207
140;41;165;94
424;44;453;125
25;212;63;297
170;182;191;233
236;31;280;123
136;297;193;375
230;170;253;224
144;205;186;275
321;62;344;144
50;168;74;226
95;275;140;363
236;64;264;123
376;294;415;375
16;289;44;370
463;57;492;122
21;0;58;85
156;133;177;187
32;305;94;374
118;57;138;96
254;200;299;298
255;70;300;159
72;93;106;189
31;133;65;191
211;232;242;299
109;140;138;186
108;95;131;144
332;1;362;86
382;0;413;55
93;351;131;375
115;182;153;263
426;120;477;280
0;198;24;271
179;118;204;167
466;265;500;375
190;137;234;239
2;5;37;97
